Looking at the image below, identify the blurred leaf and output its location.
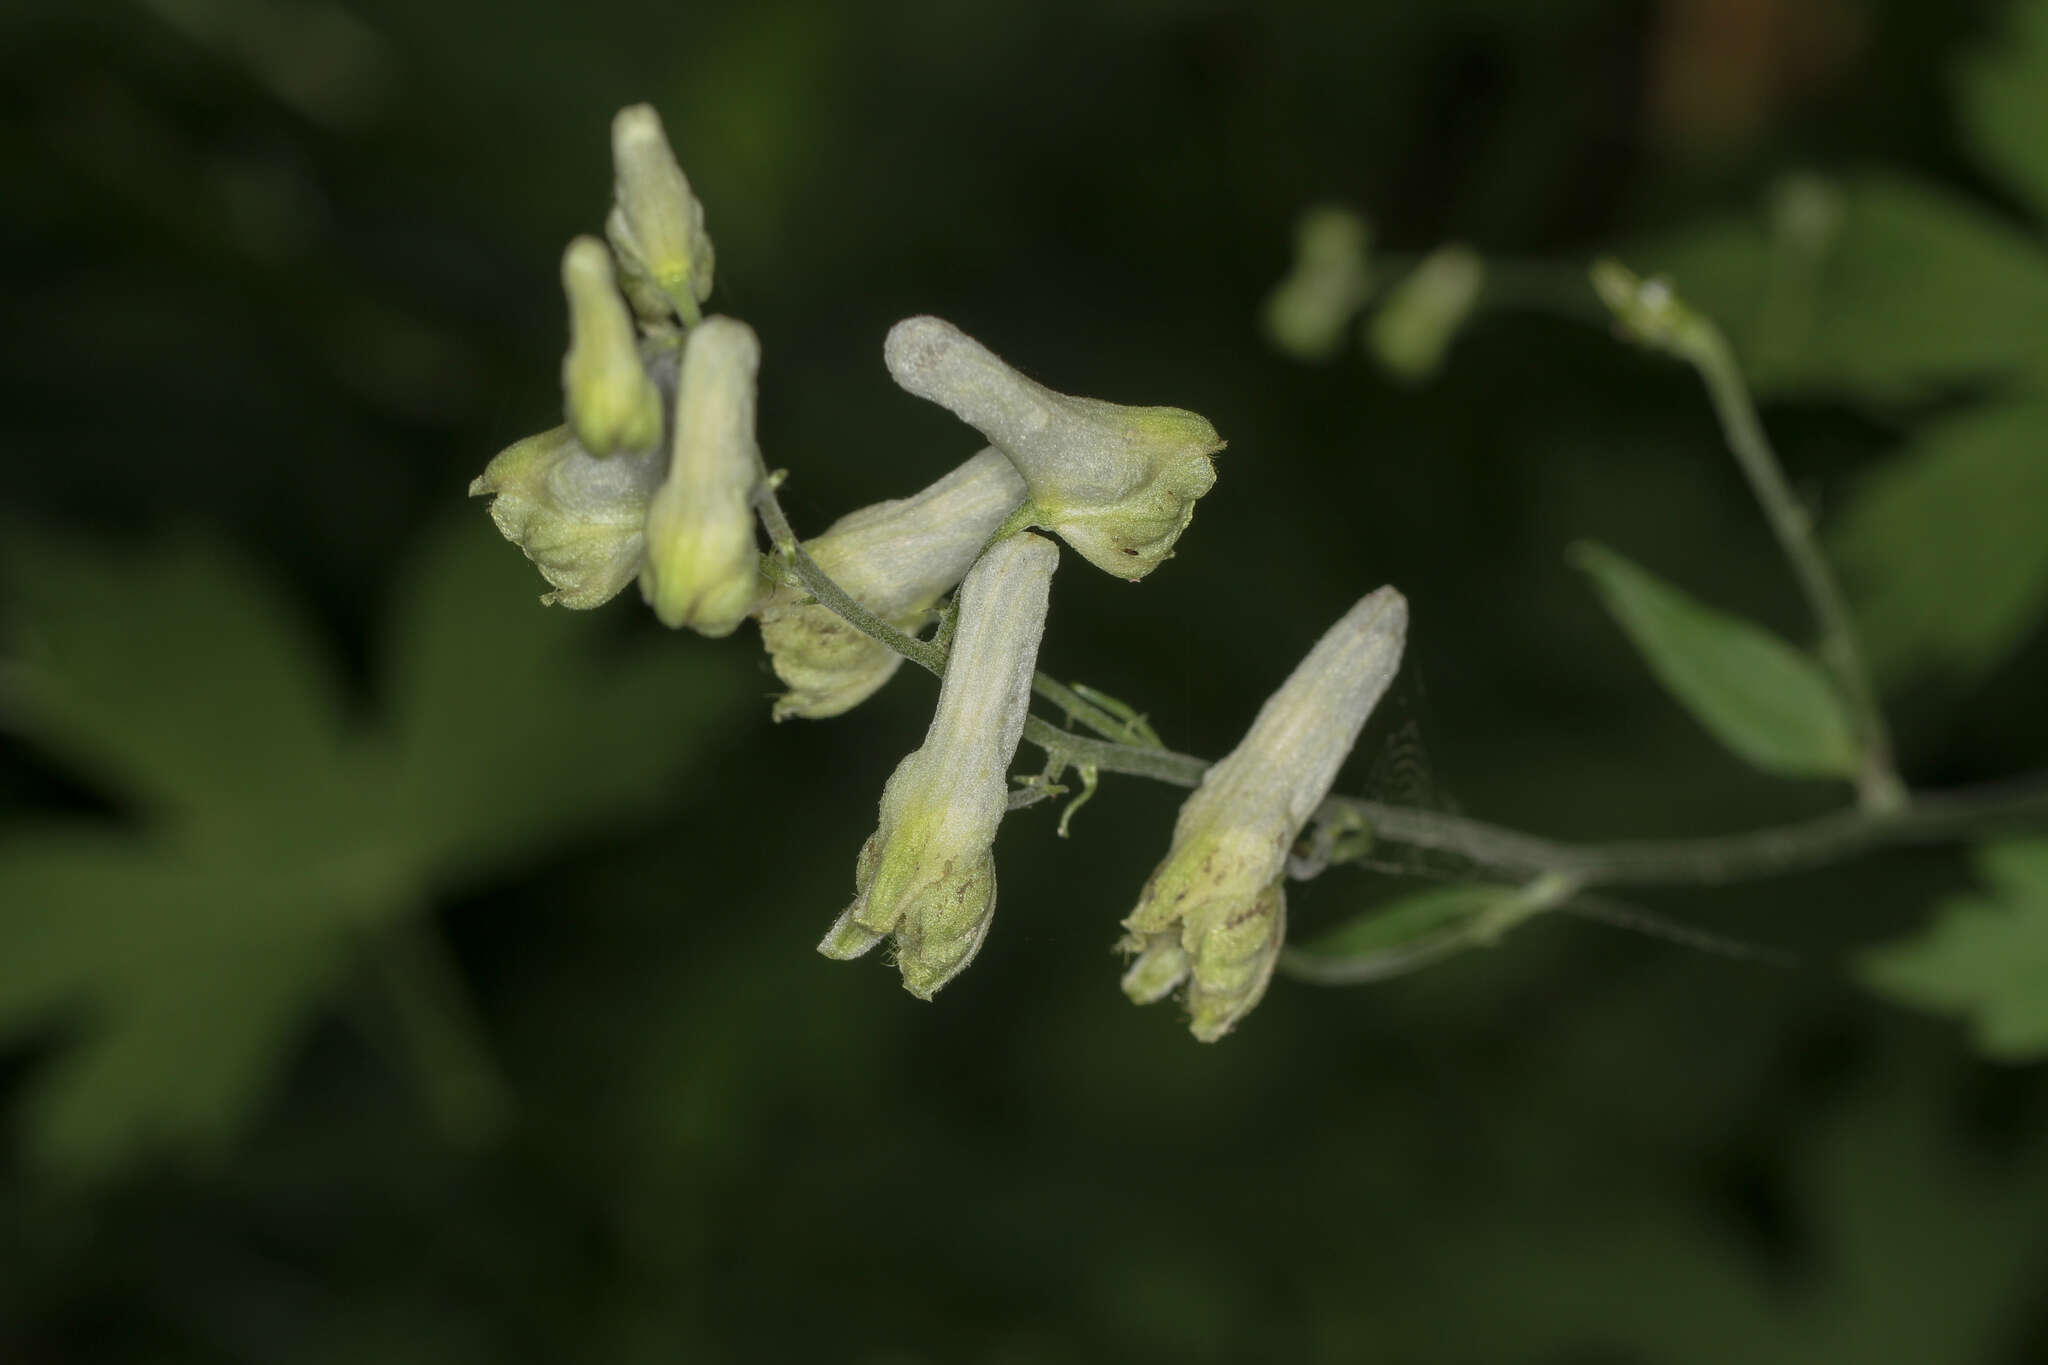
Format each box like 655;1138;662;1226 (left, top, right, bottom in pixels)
0;519;743;1177
1636;176;2048;401
380;518;748;883
1569;541;1860;780
1391;1052;2048;1364
1956;0;2048;228
1859;840;2048;1060
1285;884;1516;983
1831;400;2048;689
1;534;351;843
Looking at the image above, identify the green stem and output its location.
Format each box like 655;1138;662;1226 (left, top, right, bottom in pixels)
1677;320;1904;813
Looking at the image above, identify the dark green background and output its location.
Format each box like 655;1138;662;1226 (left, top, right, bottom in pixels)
5;0;2046;1360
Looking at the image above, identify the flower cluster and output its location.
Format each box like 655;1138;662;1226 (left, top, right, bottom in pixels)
474;105;1412;1040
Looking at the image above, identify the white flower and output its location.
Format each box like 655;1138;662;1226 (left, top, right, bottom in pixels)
1122;586;1408;1039
639;316;762;636
758;448;1028;719
819;533;1060;997
469;425;663;608
883;316;1222;581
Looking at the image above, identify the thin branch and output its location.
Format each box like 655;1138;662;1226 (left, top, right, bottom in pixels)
1674;319;1904;813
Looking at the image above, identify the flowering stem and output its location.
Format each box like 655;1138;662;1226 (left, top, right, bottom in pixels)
747;456;2048;892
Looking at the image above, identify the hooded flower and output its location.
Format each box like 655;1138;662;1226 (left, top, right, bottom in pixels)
639;316;763;636
607;103;715;326
819;532;1059;997
1122;586;1408;1040
758;447;1029;719
469;425;665;608
883;315;1223;581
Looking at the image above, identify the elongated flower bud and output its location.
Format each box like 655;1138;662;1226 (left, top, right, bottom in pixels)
561;236;664;456
883;316;1222;581
470;425;664;608
1263;206;1375;362
819;533;1059;997
639;317;762;636
607;103;715;324
1122;586;1408;1040
759;448;1029;720
1367;245;1483;382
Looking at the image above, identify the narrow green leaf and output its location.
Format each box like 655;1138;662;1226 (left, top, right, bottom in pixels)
1859;840;2048;1061
1285;884;1517;983
1570;541;1860;780
1956;0;2048;228
1832;400;2048;687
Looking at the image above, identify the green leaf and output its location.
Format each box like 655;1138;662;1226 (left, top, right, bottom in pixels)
1569;541;1860;781
1956;0;2048;228
1285;884;1521;983
1859;840;2048;1061
1832;399;2048;687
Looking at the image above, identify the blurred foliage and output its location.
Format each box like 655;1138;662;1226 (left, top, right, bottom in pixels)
0;522;743;1178
1863;840;2048;1058
4;0;2048;1360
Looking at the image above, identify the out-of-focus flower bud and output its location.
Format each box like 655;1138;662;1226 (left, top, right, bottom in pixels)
560;236;664;456
759;447;1029;720
1262;206;1375;362
607;103;715;325
469;425;664;608
1122;586;1408;1040
1589;257;1695;353
819;533;1059;998
1366;245;1485;382
639;316;762;636
883;316;1223;582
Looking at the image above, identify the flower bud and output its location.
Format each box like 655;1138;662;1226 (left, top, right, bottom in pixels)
819;532;1059;998
883;316;1222;581
1366;245;1484;382
1589;258;1693;353
1122;586;1408;1039
560;236;664;456
469;425;664;608
1262;206;1375;362
639;316;762;636
759;447;1029;719
606;103;715;325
